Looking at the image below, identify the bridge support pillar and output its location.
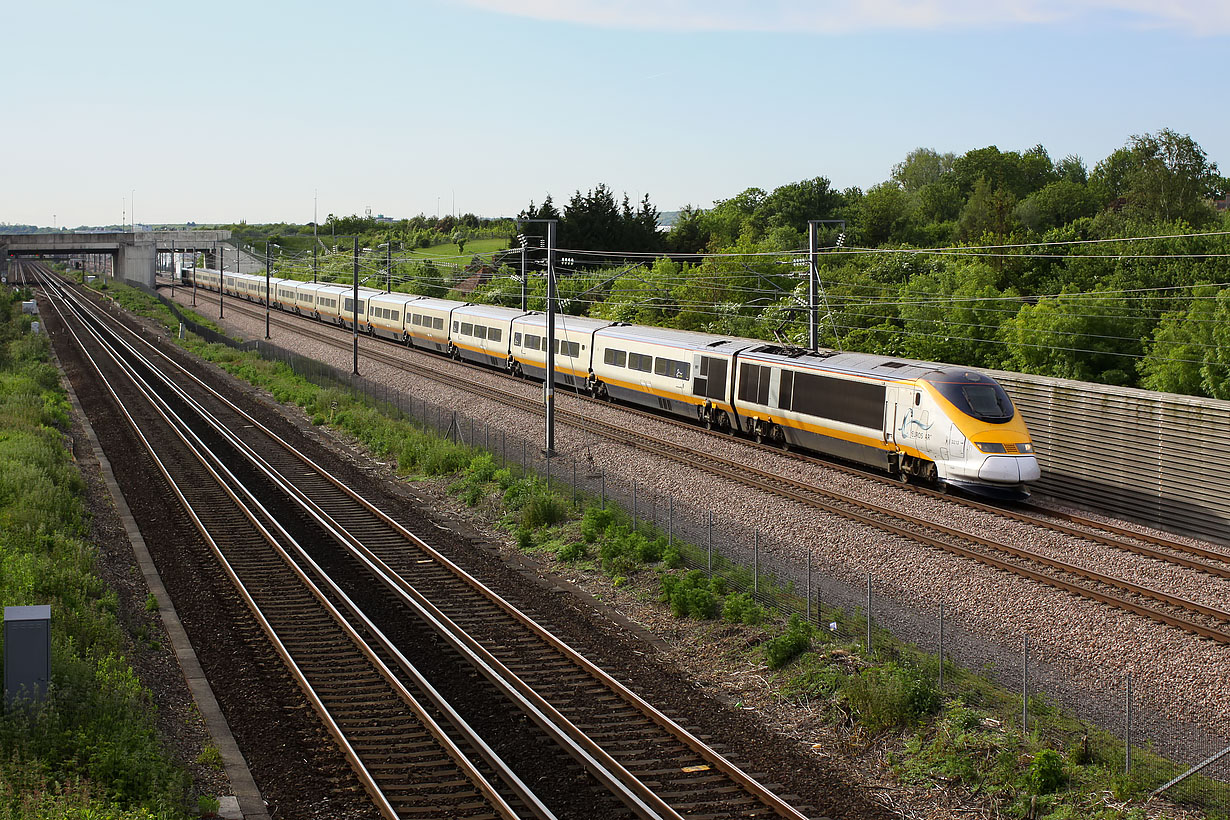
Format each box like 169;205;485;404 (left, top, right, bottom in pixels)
117;238;156;288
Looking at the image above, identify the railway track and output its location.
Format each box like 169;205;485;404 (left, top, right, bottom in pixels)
39;267;817;820
162;281;1230;646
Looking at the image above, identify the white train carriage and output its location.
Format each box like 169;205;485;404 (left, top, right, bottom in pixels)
511;314;609;388
341;286;383;331
405;297;462;353
193;268;221;291
732;347;916;469
311;285;350;324
270;278;302;312
282;280;329;317
590;325;754;422
366;292;422;342
451;304;525;368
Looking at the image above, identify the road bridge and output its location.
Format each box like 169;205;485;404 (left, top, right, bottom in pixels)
0;230;233;287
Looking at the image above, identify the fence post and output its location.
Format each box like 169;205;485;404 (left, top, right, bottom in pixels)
939;602;945;691
1125;672;1132;773
806;549;812;624
668;496;673;547
707;511;713;577
632;481;637;531
1022;634;1029;735
601;471;606;510
866;574;872;656
754;530;759;595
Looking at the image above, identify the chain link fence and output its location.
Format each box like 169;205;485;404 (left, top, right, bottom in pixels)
155;291;1229;814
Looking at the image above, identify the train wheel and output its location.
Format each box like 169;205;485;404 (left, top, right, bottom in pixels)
771;424;790;452
716;411;732;434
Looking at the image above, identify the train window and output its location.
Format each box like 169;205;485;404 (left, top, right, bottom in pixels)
628;352;652;372
412;314;421;325
563;341;580;357
914;392;921;406
474;325;487;340
514;332;522;346
490;328;502;343
434;317;444;330
453;320;459;332
526;334;541;350
604;348;627;367
392;311;399;322
779;369;794;410
461;322;474;336
792;373;885;427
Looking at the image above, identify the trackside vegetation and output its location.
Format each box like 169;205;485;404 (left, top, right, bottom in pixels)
107;279;1224;819
0;284;191;819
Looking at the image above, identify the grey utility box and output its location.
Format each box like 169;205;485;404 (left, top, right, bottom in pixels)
4;605;51;709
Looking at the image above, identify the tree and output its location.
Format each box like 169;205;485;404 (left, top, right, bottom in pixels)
892;148;956;193
1014;180;1099;233
1124;129;1222;226
957;178;1018;240
1139;286;1230;398
857;182;915;246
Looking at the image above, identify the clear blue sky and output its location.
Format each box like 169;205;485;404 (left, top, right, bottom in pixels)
4;0;1226;228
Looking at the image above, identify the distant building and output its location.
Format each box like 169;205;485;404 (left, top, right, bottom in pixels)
374;214;395;224
1213;194;1230;212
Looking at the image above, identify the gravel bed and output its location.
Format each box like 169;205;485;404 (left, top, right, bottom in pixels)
170;288;1230;769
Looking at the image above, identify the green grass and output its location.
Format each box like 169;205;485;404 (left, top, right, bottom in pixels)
405;238;509;259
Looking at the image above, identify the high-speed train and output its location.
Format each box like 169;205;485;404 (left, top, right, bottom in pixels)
184;268;1041;497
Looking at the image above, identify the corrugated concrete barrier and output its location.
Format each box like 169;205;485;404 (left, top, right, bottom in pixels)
993;370;1230;545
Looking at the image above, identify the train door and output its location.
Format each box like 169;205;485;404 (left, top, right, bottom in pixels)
884;386;908;446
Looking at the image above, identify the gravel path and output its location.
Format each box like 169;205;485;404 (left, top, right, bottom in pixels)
170;288;1230;769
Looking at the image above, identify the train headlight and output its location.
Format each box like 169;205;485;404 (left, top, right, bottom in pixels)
976;442;1006;454
1019;442;1034;453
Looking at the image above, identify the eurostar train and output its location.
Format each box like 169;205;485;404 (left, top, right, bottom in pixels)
184;269;1041;497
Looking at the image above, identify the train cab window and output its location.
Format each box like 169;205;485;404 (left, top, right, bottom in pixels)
514;332;522;346
490;328;502;343
474;325;487;340
920;370;1014;423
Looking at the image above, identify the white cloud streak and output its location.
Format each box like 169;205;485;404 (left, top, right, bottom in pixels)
455;0;1230;35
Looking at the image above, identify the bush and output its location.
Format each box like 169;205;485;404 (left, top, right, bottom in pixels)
556;541;586;561
845;662;941;730
1027;749;1067;794
722;592;763;625
764;614;814;670
520;491;567;529
580;506;615;542
660;570;719;619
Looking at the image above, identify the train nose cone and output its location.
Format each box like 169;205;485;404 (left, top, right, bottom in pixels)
978;455;1040;484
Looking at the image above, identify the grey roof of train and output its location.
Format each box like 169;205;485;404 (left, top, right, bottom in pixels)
739;347;941;379
595;324;757;354
453;304;530;320
368;292;424;306
514;314;610;333
406;297;468;312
